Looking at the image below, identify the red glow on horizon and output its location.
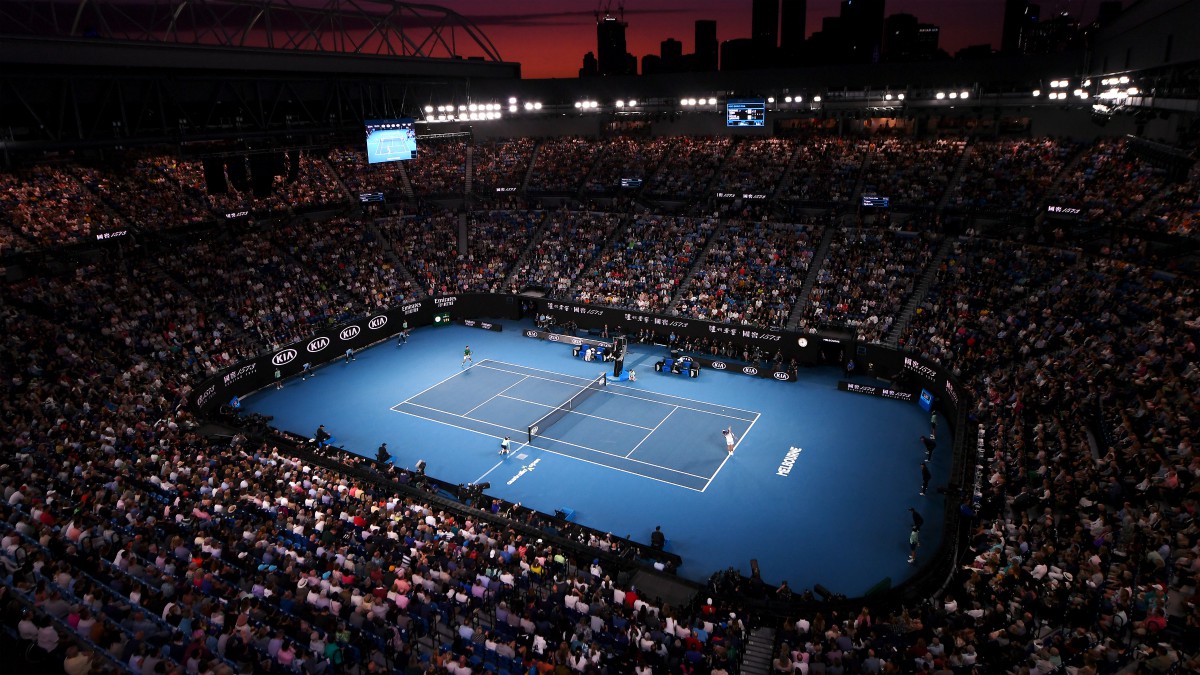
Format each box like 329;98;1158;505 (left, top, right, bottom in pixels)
455;1;1124;79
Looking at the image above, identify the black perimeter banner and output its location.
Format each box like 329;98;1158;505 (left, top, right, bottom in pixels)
191;293;966;425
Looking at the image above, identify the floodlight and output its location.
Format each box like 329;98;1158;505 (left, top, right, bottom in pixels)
936;92;946;99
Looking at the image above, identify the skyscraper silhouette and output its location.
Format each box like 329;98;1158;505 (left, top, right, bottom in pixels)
695;20;718;71
597;14;635;76
752;0;780;50
780;0;807;61
841;0;885;63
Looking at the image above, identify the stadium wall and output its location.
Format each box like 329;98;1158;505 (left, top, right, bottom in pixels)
189;292;973;600
191;293;966;431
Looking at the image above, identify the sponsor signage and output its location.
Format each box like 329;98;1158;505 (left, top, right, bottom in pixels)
272;348;298;366
903;356;938;384
494;187;517;192
777;446;802;476
1046;204;1082;219
358;192;385;203
95;230;129;241
689;355;793;382
522;328;611;351
224;210;250;219
460;319;503;332
222;363;257;387
837;380;917;402
192;295;962;435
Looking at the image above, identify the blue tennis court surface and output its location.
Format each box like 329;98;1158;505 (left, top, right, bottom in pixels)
392;359;759;491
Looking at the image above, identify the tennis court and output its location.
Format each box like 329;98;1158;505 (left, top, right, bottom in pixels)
391;359;759;491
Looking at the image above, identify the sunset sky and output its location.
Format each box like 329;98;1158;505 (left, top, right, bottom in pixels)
448;0;1121;79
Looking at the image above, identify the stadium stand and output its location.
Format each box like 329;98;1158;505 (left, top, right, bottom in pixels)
2;130;1199;674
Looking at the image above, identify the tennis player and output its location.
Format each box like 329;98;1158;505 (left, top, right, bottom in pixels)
723;427;736;453
461;345;473;368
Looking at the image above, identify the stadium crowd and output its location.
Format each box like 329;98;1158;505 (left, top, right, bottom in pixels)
713;139;798;198
672;219;822;329
406;141;467;197
0;164;125;250
0;131;1199;675
471;139;536;196
859;139;965;209
582;138;670;194
644;137;731;201
570;214;718;313
507;210;623;298
778;138;870;207
947;139;1078;214
801;228;939;343
527;138;599;193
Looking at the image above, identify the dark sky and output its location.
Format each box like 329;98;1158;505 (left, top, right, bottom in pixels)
450;0;1121;79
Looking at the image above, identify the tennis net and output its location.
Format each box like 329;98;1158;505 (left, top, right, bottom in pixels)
527;373;607;443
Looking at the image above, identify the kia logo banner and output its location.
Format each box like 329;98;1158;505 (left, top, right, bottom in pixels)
339;326;362;341
307;337;330;353
711;361;727;370
773;372;791;381
272;349;298;366
742;366;759;376
369;316;388;330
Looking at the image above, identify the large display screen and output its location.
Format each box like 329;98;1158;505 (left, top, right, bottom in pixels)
365;119;418;164
726;99;766;127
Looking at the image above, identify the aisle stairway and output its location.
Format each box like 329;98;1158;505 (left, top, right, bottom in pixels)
785;226;837;331
740;626;777;675
666;216;730;311
884;236;955;346
936;142;974;212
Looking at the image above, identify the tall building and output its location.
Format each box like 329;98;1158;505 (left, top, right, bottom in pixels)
752;0;780;50
661;38;683;61
695;20;719;71
841;0;886;63
1001;0;1040;54
883;13;940;60
780;0;807;61
596;15;635;76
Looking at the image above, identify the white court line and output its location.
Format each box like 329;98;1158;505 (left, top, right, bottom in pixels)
475;361;759;422
625;407;677;458
607;378;761;416
392;405;706;491
394;400;709;480
496;394;655;431
464;375;530;417
391;362;479;410
396;398;528;437
702;412;762;493
472;436;526;484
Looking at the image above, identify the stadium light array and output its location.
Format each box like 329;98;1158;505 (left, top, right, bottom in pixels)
812;95;822;102
628;99;637;106
936;92;946;99
948;92;958;99
615;100;625;107
424;105;433;113
960;91;969;99
508;97;517;104
1032;89;1041;97
785;96;793;103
